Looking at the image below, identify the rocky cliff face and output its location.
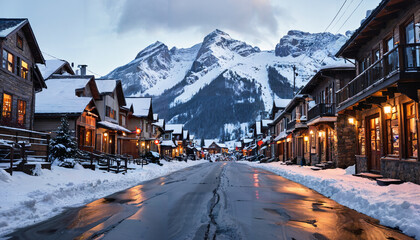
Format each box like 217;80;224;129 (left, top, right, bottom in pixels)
105;29;348;139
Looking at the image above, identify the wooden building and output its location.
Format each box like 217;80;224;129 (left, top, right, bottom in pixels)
336;0;420;183
124;97;156;158
165;124;184;157
34;75;100;152
94;79;130;154
300;66;355;167
0;18;46;130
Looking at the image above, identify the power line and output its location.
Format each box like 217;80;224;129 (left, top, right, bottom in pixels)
336;0;365;33
323;0;349;32
329;0;355;32
318;0;365;66
296;0;349;66
41;51;104;77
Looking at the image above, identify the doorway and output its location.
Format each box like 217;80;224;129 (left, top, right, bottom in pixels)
366;114;381;172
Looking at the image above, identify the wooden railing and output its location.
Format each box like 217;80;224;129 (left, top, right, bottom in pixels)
286;120;296;131
307;103;336;122
336;44;420;107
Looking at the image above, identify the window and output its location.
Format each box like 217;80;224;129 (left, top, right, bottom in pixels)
16;57;21;77
105;106;116;119
21;60;29;79
17;100;26;126
17;35;23;50
385;112;399;156
405;102;418;158
386;37;395;52
2;50;14;73
2;93;12;119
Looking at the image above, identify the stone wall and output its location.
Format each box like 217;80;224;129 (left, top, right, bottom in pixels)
355;155;368;173
381;157;420;184
335;114;357;168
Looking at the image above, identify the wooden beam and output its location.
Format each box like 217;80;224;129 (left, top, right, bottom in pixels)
398;82;420;102
385;0;413;11
366;96;388;104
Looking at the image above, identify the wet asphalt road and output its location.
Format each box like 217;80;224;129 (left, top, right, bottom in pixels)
7;162;413;240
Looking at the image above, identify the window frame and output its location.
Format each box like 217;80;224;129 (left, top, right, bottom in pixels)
17;99;26;126
16;35;24;50
2;93;13;120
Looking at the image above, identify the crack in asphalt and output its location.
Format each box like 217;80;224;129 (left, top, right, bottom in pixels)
204;166;224;240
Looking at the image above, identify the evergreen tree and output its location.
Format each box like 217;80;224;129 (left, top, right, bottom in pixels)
200;138;205;148
49;116;77;161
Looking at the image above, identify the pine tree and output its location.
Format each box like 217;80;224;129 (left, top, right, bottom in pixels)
201;138;205;148
49;116;77;161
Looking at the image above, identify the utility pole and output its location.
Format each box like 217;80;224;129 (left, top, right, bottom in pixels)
292;65;296;96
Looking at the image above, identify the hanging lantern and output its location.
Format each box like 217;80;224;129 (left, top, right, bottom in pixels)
257;140;263;146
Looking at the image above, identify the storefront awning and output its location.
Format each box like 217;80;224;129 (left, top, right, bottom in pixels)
97;121;131;133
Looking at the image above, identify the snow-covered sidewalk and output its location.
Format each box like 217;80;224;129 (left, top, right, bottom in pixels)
240;161;420;239
0;160;207;236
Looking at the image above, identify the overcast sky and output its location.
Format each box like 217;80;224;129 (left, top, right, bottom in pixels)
0;0;381;76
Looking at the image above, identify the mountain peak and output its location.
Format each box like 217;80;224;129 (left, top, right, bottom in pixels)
135;41;168;60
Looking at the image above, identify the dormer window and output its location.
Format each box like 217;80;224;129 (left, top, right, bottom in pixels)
17;35;23;50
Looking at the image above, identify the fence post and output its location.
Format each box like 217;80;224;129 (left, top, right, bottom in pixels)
46;135;50;162
107;158;110;172
9;147;14;176
125;157;128;173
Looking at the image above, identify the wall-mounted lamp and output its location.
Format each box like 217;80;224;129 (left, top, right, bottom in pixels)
310;130;314;135
304;136;309;141
318;131;324;137
104;132;108;137
348;118;355;125
384;105;391;114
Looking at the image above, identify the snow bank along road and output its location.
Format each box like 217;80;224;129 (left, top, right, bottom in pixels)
8;162;412;240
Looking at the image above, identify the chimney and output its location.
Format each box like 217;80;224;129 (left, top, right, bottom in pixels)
78;64;87;76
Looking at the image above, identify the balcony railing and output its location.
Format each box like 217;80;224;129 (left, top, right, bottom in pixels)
337;44;420;108
307;103;336;122
286;120;295;131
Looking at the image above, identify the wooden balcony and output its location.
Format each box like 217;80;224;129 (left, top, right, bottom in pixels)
307;103;336;124
337;44;420;111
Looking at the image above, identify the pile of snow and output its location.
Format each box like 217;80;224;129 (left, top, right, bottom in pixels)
0;160;206;236
240;162;420;239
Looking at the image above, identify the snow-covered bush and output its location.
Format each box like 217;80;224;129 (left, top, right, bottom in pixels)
49;116;77;162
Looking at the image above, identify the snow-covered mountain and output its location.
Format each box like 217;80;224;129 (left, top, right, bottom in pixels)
105;29;349;139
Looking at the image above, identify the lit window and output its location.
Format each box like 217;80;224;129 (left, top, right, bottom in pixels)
17;100;26;126
21;60;29;79
2;50;14;73
405;102;418;158
2;93;12;119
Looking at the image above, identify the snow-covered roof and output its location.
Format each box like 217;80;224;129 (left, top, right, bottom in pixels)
37;59;70;80
125;97;152;117
203;139;217;149
154;119;165;128
95;80;117;93
274;97;292;109
0;19;26;38
273;131;288;141
35;77;92;114
320;63;355;70
262;119;272;128
153;113;158;121
161;140;176;148
255;121;262;135
165;124;183;135
97;121;131;133
243;138;253;144
190;135;195;140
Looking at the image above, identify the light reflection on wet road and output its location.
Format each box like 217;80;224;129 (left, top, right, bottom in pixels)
7;162;413;240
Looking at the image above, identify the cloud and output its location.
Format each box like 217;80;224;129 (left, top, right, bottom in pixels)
114;0;283;37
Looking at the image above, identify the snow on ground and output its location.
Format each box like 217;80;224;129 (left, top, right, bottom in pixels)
0;160;206;236
240;162;420;239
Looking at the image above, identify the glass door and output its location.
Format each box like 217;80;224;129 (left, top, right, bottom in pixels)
367;115;381;171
